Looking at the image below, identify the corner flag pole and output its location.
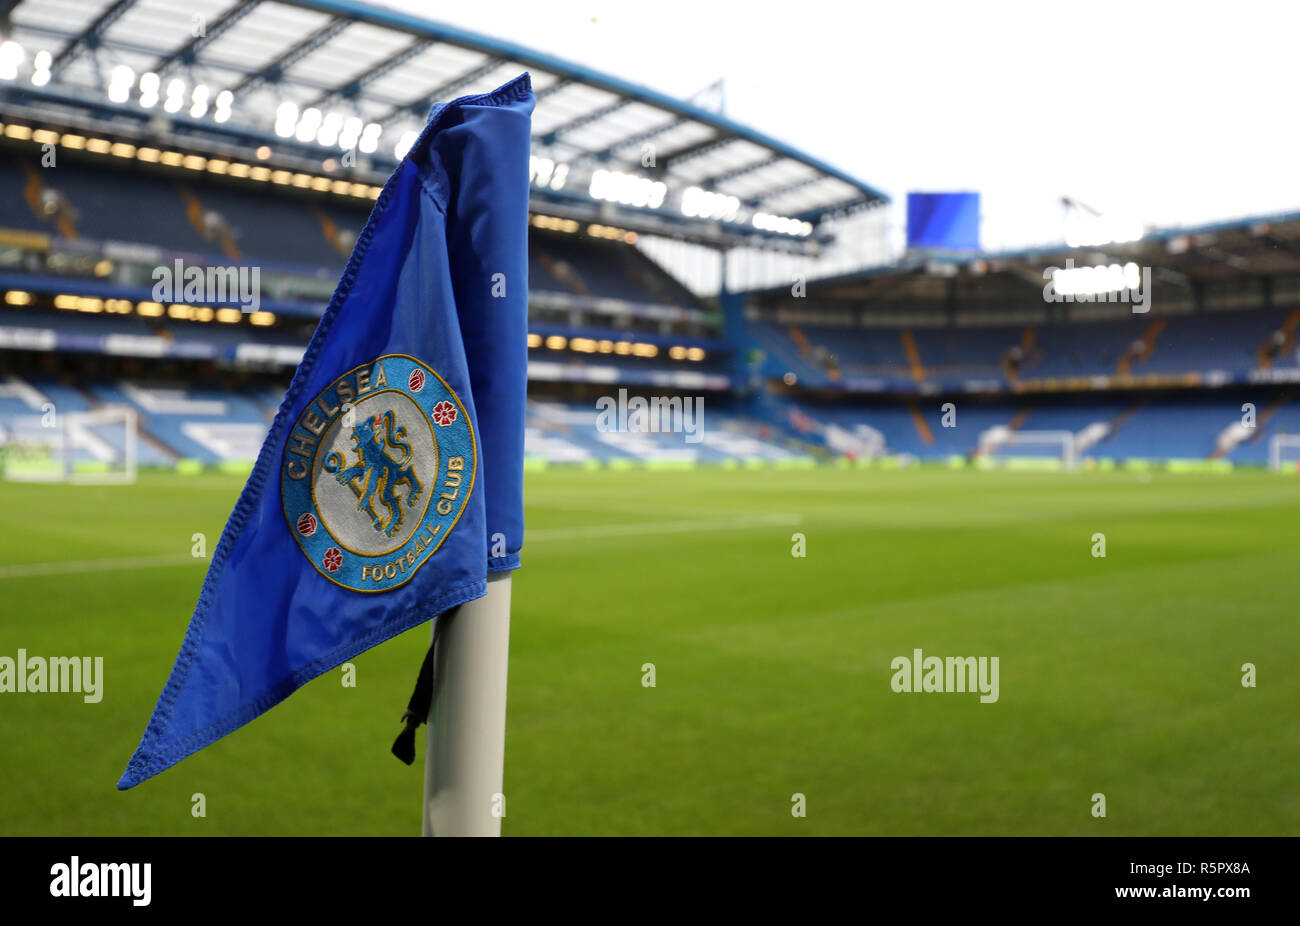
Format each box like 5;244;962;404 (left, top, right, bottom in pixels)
422;572;513;836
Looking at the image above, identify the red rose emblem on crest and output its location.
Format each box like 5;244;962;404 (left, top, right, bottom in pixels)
296;512;317;537
322;547;343;573
408;369;426;393
432;401;458;427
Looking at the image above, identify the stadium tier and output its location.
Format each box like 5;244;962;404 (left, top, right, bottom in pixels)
747;305;1300;390
755;390;1299;464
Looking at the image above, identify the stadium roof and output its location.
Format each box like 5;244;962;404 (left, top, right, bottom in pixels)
0;0;888;251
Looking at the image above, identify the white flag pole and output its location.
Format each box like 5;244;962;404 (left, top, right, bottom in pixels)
423;571;513;836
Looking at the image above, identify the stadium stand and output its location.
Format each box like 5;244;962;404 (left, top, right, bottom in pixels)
2;0;1299;474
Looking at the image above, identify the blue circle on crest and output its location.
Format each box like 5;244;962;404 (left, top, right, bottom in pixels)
281;354;476;592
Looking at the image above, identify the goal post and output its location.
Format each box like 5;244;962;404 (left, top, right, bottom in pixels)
1;405;138;484
1268;434;1300;473
977;427;1078;471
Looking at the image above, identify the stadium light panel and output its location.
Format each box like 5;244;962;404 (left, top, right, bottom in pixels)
3;123;30;139
135;301;163;317
108;65;134;103
86;138;111;154
190;85;210;119
4;290;32;306
681;186;740;221
60;134;85;149
393;131;418;159
275;117;297;139
109;143;136;158
215;308;241;323
228;162;251;178
163;79;186;114
160;151;183;166
214;90;234;124
529;157;570;191
686;347;705;361
53;294;77;310
545;336;567;350
295;108;322;143
31;49;50;87
32;128;57;144
752;212;814;236
207;159;229;174
530;156;555;186
137;72;160;108
589;169;666;209
0;41;22;81
317;112;343;147
669;346;687;360
248;311;275;326
136;147;161;162
597;340;613;353
527;333;542;348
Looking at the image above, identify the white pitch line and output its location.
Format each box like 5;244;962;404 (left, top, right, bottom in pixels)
0;515;803;579
529;513;801;542
0;552;200;580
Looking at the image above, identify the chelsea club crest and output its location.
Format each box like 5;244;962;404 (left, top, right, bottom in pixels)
281;354;476;592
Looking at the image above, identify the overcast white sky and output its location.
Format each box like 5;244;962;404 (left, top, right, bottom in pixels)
379;0;1300;250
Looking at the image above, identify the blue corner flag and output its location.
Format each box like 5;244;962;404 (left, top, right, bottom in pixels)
119;74;534;790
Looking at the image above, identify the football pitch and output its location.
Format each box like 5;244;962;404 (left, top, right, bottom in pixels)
1;466;1297;835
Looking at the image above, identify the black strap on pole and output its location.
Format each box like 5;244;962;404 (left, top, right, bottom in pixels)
391;605;460;765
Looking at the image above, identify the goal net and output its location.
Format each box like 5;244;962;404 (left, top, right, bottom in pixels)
1268;434;1300;473
1;406;138;484
977;427;1078;471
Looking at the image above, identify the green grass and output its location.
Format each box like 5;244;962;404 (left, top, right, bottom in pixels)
0;467;1297;835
